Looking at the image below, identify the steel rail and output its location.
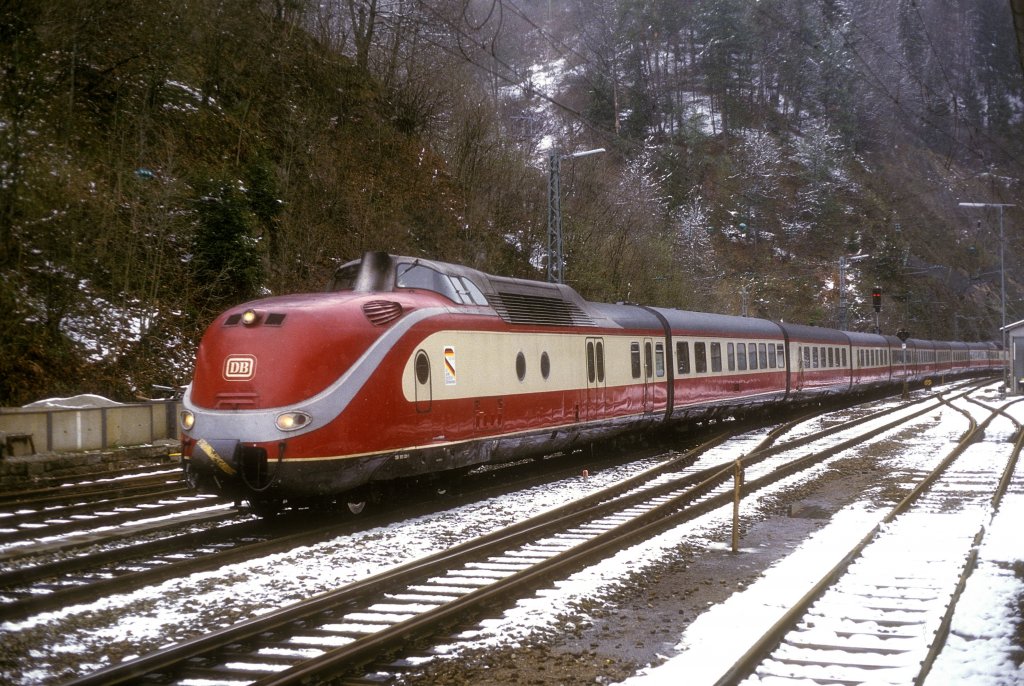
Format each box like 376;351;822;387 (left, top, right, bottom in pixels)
914;398;1024;685
57;384;975;686
57;428;739;686
714;393;1023;686
255;386;982;685
0;469;184;508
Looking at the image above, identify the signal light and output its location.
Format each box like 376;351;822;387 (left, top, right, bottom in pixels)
872;287;882;312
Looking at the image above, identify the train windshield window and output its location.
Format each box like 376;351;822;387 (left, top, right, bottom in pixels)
631;343;642;379
655;343;666;377
676;342;690;374
694;342;707;373
710;342;722;372
736;343;747;371
396;263;461;302
727;343;736;371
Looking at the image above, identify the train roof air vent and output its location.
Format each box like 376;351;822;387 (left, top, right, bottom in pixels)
489;292;596;327
363;300;404;326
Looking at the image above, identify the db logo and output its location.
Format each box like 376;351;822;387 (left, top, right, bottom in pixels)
223;355;257;380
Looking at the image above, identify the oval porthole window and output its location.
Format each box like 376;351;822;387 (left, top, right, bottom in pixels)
540;352;551;380
515;351;527;381
415;350;431;385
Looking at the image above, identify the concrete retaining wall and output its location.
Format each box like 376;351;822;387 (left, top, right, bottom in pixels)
0;401;181;455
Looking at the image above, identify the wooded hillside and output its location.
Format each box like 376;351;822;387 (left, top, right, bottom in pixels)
1;0;1021;404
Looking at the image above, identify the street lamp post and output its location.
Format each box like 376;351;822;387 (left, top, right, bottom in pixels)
958;202;1015;384
547;147;605;284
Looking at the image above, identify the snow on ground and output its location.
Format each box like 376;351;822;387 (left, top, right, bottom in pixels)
618;389;1024;686
925;480;1024;685
0;454;667;683
4;384;1021;685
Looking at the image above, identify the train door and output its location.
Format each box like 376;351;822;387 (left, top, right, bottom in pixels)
413;349;432;413
643;337;655;413
795;345;805;391
585;338;606;419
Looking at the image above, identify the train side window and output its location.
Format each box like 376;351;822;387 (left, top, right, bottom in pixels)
596;341;605;382
803;346;810;368
842;348;847;367
676;341;690;374
748;342;758;370
694;342;708;373
759;343;768;369
631;343;641;379
644;341;653;379
710;342;722;372
727;343;736;371
812;347;819;368
767;343;776;369
736;343;747;371
655;343;665;377
819;347;826;367
587;341;596;383
453;276;489;305
777;344;786;368
827;348;834;367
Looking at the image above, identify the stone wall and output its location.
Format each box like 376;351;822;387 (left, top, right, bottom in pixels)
0;440;180;491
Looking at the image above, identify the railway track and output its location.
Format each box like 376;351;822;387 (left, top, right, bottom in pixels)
56;383;982;686
0;464;185;510
710;391;1024;685
0;464;230;546
0;433;700;623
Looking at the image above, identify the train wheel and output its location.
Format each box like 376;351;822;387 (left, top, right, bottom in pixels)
346;500;367;515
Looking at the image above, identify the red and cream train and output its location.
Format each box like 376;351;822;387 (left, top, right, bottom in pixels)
179;252;1002;512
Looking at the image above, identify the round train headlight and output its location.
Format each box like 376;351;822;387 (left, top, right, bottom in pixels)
276;411;311;431
241;309;260;326
180;411;195;431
